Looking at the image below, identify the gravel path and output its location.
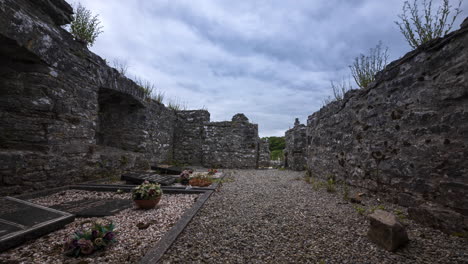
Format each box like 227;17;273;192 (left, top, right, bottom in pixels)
160;169;467;264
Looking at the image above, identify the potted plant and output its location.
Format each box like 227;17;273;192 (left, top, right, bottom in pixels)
189;173;213;187
132;181;162;209
179;170;192;185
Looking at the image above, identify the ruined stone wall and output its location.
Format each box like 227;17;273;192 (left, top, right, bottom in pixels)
202;114;260;168
258;139;271;168
306;20;468;233
0;0;176;195
0;0;269;195
284;118;307;171
173;110;210;165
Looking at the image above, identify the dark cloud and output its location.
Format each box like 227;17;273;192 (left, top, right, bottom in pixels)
80;0;468;136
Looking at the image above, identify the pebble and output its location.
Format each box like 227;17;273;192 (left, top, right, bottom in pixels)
160;169;468;263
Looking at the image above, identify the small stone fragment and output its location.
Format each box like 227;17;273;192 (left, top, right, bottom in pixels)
367;209;408;251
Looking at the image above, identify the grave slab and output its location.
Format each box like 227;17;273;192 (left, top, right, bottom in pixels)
0;197;74;252
151;165;188;175
121;171;176;186
51;199;133;217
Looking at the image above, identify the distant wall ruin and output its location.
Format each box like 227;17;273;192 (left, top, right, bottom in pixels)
284;118;307;171
0;0;268;195
304;19;468;233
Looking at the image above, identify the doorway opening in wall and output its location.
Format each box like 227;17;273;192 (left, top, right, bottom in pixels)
96;88;142;150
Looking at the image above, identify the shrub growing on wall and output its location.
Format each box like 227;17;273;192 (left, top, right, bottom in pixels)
395;0;463;49
349;41;388;89
70;3;103;47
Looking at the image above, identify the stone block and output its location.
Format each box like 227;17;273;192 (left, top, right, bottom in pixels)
367;209;408;251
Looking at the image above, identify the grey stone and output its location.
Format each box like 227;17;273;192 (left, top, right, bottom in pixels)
367;209;408;252
408;204;466;234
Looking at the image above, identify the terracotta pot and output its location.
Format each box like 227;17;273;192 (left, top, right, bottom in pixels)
134;196;161;209
189;178;212;187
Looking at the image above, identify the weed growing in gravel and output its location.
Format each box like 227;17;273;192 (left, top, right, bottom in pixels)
369;204;386;214
451;232;468;238
342;182;350;200
394;209;407;219
354;205;366;215
326;178;336;193
312;180;323;191
304;171;312;184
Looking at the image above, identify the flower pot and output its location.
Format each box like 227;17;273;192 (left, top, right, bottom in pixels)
189;178;212;187
134;196;161;209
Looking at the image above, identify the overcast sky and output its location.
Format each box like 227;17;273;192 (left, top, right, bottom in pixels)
78;0;467;137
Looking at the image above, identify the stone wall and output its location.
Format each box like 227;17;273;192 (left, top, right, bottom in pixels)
284;118;307;171
202;114;260;168
258;138;271;168
173;110;210;166
0;0;268;195
306;20;468;233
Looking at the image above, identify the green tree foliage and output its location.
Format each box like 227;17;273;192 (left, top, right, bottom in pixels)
262;136;285;160
349;41;388;89
70;3;103;47
395;0;463;49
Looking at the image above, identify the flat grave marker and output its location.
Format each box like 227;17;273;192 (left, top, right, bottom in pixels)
151;164;188;175
51;199;133;217
0;197;74;252
121;171;176;186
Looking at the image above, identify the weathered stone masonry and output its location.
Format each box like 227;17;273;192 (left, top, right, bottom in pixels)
0;0;268;195
284;118;307;171
305;19;468;233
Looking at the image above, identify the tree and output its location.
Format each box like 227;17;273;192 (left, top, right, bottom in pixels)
349;41;388;89
70;3;103;47
395;0;463;49
262;136;286;160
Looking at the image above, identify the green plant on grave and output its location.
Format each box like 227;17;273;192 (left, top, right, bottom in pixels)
69;3;103;47
395;0;464;49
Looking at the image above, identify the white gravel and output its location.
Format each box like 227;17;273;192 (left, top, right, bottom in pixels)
0;190;198;264
160;169;467;263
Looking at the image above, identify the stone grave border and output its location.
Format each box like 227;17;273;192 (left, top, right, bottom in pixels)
11;172;227;262
0;197;75;252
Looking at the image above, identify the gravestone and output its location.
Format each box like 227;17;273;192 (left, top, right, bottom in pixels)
51;199;133;217
121;171;176;185
0;197;74;252
151;164;187;175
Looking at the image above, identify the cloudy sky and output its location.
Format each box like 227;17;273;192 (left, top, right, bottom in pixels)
78;0;467;137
